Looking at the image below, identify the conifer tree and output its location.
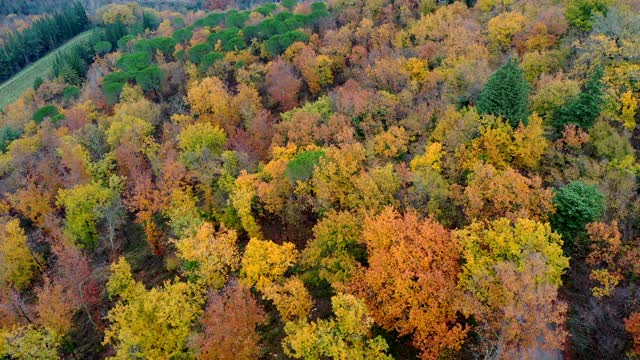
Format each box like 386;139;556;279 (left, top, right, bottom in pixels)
477;58;530;128
553;67;604;130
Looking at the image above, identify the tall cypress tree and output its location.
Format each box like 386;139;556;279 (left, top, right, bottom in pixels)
477;58;531;128
553;67;604;130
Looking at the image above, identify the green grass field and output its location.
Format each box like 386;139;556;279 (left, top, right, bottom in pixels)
0;29;95;109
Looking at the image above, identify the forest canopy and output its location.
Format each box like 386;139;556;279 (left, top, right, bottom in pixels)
0;0;639;359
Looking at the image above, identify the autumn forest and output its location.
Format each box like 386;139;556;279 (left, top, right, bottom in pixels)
0;0;639;358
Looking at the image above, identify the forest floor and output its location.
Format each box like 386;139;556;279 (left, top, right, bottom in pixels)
0;29;95;109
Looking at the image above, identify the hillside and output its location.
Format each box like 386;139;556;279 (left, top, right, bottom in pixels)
0;0;639;359
0;30;95;109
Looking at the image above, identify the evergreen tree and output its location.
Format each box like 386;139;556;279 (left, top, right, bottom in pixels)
477;58;530;128
553;67;604;130
551;181;605;253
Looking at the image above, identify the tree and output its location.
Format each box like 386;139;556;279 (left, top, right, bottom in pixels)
477;58;530;128
0;219;41;290
565;0;608;31
177;122;227;169
34;277;75;337
348;208;467;359
551;181;605;243
94;41;113;56
194;281;266;360
174;222;240;289
186;77;238;129
456;219;569;359
266;59;302;111
283;293;392;360
240;238;298;291
104;258;205;359
56;182;120;249
1;326;60;360
553;67;604;130
301;210;363;287
285;150;326;183
626;313;640;357
487;12;527;49
240;238;312;321
136;65;164;93
462;163;555;223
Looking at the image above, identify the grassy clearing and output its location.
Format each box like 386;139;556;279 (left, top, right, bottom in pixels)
0;29;95;109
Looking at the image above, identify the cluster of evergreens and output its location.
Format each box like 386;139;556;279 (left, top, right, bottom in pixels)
0;2;90;82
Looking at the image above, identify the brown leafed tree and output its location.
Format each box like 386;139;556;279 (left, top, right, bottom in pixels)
266;59;302;112
348;207;467;359
462;163;555;223
195;280;266;360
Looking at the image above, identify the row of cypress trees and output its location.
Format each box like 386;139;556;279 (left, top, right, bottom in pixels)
0;2;91;82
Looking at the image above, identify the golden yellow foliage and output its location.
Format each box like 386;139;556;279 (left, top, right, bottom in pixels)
174;222;240;289
0;219;41;290
487;12;527;50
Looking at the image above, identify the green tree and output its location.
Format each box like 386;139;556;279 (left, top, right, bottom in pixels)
551;181;605;245
553;67;604;130
0;126;22;152
285;150;325;183
94;41;113;55
33;105;62;124
565;0;608;31
477;58;530;128
56;183;120;249
135;65;164;93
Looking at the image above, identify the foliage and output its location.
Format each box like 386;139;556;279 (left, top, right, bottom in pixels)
301;210;363;286
240;238;298;291
0;219;41;290
477;58;530;128
551;181;605;242
33;105;62;124
1;326;60;360
285;150;325;183
349;208;467;359
0;2;90;82
553;67;605;130
194;281;266;360
104;257;205;360
457;218;569;358
174;222;240;289
94;41;112;55
487;12;527;49
56;182;119;248
566;0;609;31
63;86;81;100
283;294;392;360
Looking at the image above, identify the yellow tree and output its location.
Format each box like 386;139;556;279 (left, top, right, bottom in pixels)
456;218;569;359
0;219;42;290
283;293;392;360
187;77;239;132
240;238;312;321
487;12;527;50
104;258;205;360
173;222;240;289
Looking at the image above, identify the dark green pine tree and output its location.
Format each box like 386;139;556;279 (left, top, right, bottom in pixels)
553;67;604;130
477;58;531;128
